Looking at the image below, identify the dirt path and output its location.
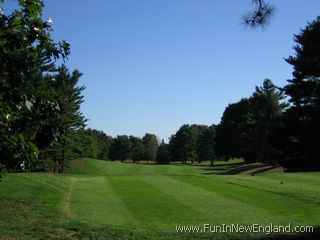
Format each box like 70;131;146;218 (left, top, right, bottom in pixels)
63;177;76;219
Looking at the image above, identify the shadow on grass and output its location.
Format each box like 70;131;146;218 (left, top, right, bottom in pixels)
199;162;244;175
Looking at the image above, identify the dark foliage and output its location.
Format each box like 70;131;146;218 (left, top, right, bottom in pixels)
242;0;276;29
168;124;216;164
156;140;171;164
216;79;285;164
274;17;320;171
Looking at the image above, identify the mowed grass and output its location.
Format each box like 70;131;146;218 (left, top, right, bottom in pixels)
0;159;319;239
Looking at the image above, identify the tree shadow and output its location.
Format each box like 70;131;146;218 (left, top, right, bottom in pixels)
198;162;244;175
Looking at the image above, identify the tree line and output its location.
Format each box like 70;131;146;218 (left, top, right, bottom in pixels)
214;17;320;171
163;14;320;171
102;17;320;172
56;126;215;166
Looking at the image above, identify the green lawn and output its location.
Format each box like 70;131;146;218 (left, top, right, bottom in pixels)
0;159;319;239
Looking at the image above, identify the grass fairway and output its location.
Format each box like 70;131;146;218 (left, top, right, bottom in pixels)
0;159;319;239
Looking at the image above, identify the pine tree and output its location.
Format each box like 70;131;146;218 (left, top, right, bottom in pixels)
250;79;286;163
278;17;320;170
51;66;86;173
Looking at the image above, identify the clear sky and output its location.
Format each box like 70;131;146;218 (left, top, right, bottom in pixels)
3;1;320;141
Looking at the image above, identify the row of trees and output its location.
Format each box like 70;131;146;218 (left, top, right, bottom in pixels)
167;125;215;164
45;128;112;166
64;126;215;166
53;126;215;166
215;79;286;164
214;17;320;171
154;79;285;166
219;17;320;171
108;134;158;163
155;17;320;171
43;130;159;165
138;17;319;171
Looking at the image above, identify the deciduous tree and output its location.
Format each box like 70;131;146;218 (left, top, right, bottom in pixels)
0;0;70;173
142;133;158;164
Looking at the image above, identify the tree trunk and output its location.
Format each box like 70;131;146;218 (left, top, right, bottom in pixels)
53;157;56;173
60;137;66;173
59;126;67;173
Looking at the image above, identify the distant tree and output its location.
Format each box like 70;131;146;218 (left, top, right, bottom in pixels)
274;17;320;171
197;125;216;165
215;98;255;163
109;135;131;162
169;125;195;164
129;136;145;162
142;133;158;164
156;140;170;164
85;129;112;160
168;124;208;164
168;134;179;163
63;130;99;160
77;131;99;159
56;129;108;163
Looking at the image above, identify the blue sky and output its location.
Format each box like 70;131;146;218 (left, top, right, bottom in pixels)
3;1;320;141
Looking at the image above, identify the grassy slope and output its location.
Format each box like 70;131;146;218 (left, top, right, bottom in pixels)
0;159;319;239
